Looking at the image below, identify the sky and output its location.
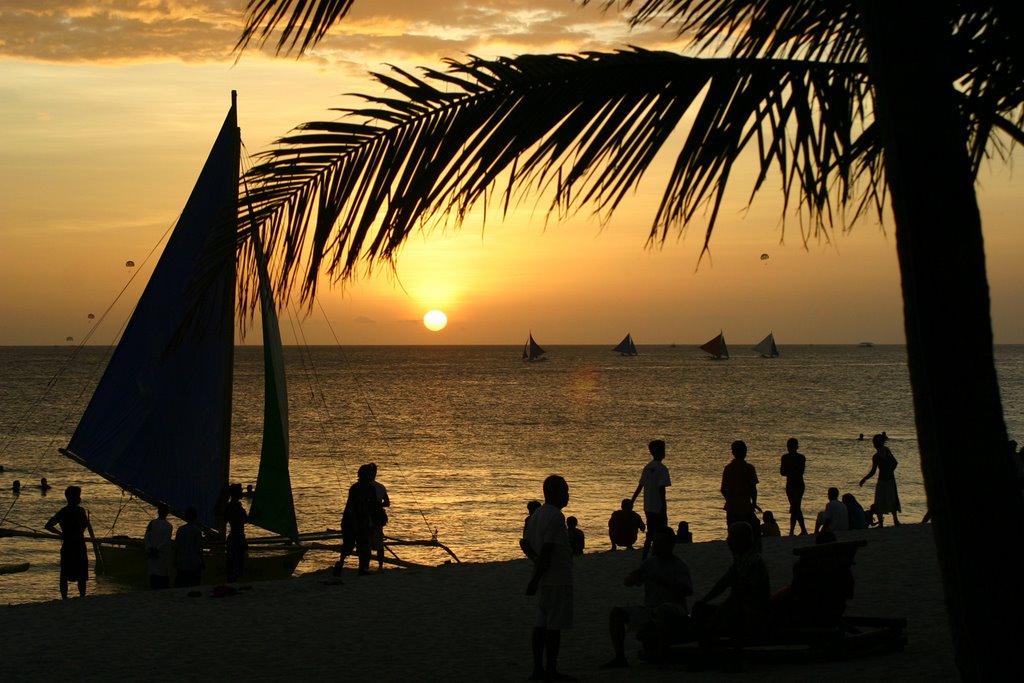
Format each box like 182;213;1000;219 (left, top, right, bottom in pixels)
1;1;1022;347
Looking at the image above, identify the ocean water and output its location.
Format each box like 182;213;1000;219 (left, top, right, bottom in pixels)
2;343;1023;605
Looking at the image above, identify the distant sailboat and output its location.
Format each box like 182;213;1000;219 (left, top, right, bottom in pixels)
700;332;729;360
612;333;638;356
522;333;547;362
753;332;780;358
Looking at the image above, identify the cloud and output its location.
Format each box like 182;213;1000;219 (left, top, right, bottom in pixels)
0;0;674;65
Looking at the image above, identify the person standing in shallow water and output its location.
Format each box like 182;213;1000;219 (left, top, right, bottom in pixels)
780;437;808;535
859;433;902;526
631;439;671;559
44;485;94;599
224;483;248;582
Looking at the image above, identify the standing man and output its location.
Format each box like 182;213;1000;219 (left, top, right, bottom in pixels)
631;439;671;559
721;440;761;549
174;507;204;587
524;475;575;682
224;483;248;582
143;502;173;589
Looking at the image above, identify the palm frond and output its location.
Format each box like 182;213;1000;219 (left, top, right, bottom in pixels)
239;49;878;308
236;0;355;56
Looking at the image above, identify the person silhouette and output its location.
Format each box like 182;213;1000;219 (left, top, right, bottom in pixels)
566;516;585;555
859;434;902;526
143;502;173;589
608;498;645;550
631;439;671;559
779;437;808;535
524;475;575;682
721;440;761;549
44;485;94;599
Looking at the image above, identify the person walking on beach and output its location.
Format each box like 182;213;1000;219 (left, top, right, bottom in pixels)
631;439;671;559
779;437;808;535
859;434;902;526
143;503;173;589
368;463;391;570
44;485;94;599
600;527;693;668
174;506;204;587
524;475;575;682
224;483;248;582
721;440;761;549
335;464;384;576
608;498;645;550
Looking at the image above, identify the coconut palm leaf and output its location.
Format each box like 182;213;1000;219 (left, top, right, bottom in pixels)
237;0;355;56
240;48;877;305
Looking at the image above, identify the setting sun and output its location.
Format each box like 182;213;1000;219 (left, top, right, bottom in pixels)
423;309;448;332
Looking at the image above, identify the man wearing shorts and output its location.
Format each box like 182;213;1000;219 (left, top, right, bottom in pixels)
525;475;575;682
631;439;672;558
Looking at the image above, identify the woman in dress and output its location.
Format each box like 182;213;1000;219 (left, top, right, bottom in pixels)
859;433;902;526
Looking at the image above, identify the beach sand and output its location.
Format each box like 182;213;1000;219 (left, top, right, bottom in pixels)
1;523;956;682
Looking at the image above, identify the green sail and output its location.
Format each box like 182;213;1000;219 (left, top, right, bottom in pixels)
247;235;299;541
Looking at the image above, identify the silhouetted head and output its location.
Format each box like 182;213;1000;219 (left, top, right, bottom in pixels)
648;439;666;460
12;480;21;493
228;483;243;500
872;433;886;449
368;462;379;479
651;528;677;557
527;500;541;515
567;516;578;529
156;502;169;518
841;493;857;505
64;485;81;505
620;498;633;511
763;510;775;523
828;487;839;501
727;521;754;555
787;437;798;453
357;464;374;482
731;440;748;460
542;475;569;509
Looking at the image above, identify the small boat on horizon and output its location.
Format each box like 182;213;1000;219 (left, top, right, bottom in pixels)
612;333;639;356
753;332;780;358
859;341;875;348
700;331;729;360
522;333;547;362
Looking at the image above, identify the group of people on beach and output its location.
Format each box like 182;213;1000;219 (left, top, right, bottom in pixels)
519;434;905;679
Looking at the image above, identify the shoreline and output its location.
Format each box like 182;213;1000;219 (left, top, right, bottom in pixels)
1;523;956;681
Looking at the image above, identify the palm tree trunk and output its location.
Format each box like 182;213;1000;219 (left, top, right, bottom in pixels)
859;2;1024;679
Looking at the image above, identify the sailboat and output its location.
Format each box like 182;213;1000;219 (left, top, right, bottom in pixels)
753;332;780;358
55;92;305;583
522;333;546;362
700;332;729;360
612;333;639;356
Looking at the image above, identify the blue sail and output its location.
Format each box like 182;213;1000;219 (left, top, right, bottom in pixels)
62;99;239;530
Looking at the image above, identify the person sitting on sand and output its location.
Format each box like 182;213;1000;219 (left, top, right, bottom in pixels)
815;487;849;533
608;498;645;550
566;516;585;555
760;510;781;537
676;520;693;544
843;493;867;530
524;475;575;682
601;528;693;668
691;521;771;660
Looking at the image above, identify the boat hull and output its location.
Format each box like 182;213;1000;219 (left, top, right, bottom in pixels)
95;537;306;586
